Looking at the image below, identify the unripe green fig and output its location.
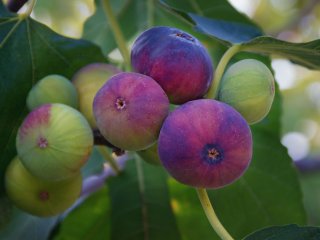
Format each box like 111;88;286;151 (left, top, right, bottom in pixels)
137;143;161;166
5;157;82;217
218;59;275;124
72;63;121;128
16;103;93;181
27;74;78;110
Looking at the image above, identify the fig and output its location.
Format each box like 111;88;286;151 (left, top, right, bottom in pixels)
218;59;275;124
158;99;252;189
27;74;78;110
5;157;82;217
16;103;93;181
72;63;121;128
137;143;161;165
131;26;213;104
93;72;169;151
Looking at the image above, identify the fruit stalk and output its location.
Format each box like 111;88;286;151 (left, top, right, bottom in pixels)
97;146;121;175
20;0;37;19
206;45;241;99
102;0;131;70
196;188;234;240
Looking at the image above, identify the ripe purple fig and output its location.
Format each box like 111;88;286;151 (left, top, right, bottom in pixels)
158;99;252;189
16;103;93;181
72;63;121;128
93;72;169;151
131;26;213;104
5;157;82;217
26;74;79;110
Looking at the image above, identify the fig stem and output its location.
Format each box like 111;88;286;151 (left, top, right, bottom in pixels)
97;146;121;175
19;0;37;19
196;188;234;240
102;0;131;71
206;44;241;99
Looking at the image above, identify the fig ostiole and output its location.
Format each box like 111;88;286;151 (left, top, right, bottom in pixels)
27;74;79;111
93;72;169;151
72;63;121;128
218;59;275;124
158;99;252;189
5;157;82;217
16;103;93;181
131;26;213;104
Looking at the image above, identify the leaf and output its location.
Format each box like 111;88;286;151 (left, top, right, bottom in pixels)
243;224;320;240
0;14;106;195
107;155;181;240
53;186;110;240
83;0;147;55
168;88;306;240
160;0;263;45
0;208;58;240
242;37;320;70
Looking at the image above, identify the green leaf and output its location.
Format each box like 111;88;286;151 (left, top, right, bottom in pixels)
169;89;306;240
160;0;262;45
243;225;320;240
107;156;181;240
53;186;110;240
83;0;146;55
0;15;106;195
242;37;320;70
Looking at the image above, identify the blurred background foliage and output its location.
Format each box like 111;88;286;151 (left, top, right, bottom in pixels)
2;0;320;232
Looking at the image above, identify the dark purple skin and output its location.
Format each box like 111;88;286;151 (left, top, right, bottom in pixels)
158;99;252;189
93;72;170;151
131;26;213;104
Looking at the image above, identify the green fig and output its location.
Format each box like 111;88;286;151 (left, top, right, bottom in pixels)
218;59;275;124
27;74;78;110
16;103;93;181
72;63;121;128
5;157;82;217
137;143;162;166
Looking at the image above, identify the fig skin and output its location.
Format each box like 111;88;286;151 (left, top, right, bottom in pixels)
158;99;252;189
27;74;79;110
93;72;169;151
5;157;82;217
72;63;121;128
131;26;213;104
16;103;93;181
218;59;275;124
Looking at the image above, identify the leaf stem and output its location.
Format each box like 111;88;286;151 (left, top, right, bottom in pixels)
206;44;241;99
19;0;37;19
97;146;121;175
196;188;234;240
102;0;131;71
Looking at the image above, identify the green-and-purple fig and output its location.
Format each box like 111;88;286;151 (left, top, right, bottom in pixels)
218;59;275;124
72;63;121;128
5;157;82;217
137;143;161;165
16;103;93;181
27;74;78;110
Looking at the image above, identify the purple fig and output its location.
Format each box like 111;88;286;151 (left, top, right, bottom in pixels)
93;72;169;151
158;99;252;189
131;26;213;104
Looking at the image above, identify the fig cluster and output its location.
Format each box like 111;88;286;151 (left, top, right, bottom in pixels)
92;26;275;189
6;25;276;216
